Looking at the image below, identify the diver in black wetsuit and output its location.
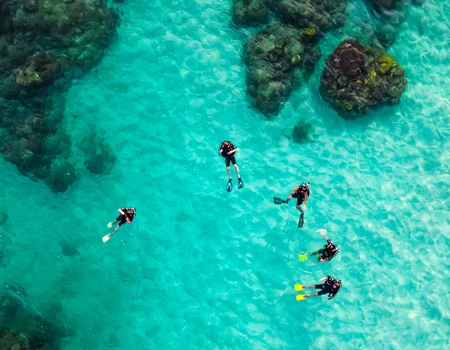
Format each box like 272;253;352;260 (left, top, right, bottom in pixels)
107;208;136;234
308;231;339;262
297;276;342;301
219;141;243;192
286;182;310;213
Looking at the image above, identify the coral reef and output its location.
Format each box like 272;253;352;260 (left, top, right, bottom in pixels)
232;0;348;31
319;39;407;118
367;0;402;12
0;285;62;349
14;53;59;88
232;0;269;26
236;1;348;116
269;0;348;34
243;24;321;116
0;328;51;350
364;0;427;48
0;0;118;192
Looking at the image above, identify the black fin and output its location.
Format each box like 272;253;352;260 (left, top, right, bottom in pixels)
274;197;287;205
226;179;232;192
298;212;304;228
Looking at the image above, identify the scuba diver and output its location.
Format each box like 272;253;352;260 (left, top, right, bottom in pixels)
300;229;339;262
219;141;243;192
286;182;310;213
294;276;341;301
273;182;310;227
103;207;136;242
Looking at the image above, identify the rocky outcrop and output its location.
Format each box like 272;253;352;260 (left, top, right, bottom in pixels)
319;39;407;118
292;121;312;143
80;132;117;175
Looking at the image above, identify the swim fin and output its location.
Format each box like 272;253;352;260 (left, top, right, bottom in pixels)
238;178;244;189
226;179;232;192
296;295;306;301
298;254;308;262
273;197;287;205
107;222;114;228
294;284;304;291
298;212;304;228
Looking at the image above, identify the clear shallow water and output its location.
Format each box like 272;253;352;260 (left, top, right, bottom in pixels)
1;0;449;348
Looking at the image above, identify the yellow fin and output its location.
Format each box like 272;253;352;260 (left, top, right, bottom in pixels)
296;295;306;301
294;284;304;291
298;254;308;261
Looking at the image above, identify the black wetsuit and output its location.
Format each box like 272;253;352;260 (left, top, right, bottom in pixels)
317;240;339;261
313;276;341;298
220;141;237;167
292;186;310;206
116;208;135;226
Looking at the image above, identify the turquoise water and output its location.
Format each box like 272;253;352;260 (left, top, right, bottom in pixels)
1;0;449;348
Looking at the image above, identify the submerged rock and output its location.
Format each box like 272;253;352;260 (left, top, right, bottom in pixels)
292;121;312;143
60;240;79;257
0;212;8;225
319;39;407;118
376;23;397;47
47;162;76;193
244;24;321;116
80;132;116;175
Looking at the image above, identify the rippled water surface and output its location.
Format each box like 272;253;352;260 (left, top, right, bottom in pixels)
1;0;449;348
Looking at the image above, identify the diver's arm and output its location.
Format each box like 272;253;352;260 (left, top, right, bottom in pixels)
319;276;328;282
228;148;238;155
118;208;125;215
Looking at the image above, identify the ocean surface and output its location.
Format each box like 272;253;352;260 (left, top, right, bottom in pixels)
1;0;449;348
